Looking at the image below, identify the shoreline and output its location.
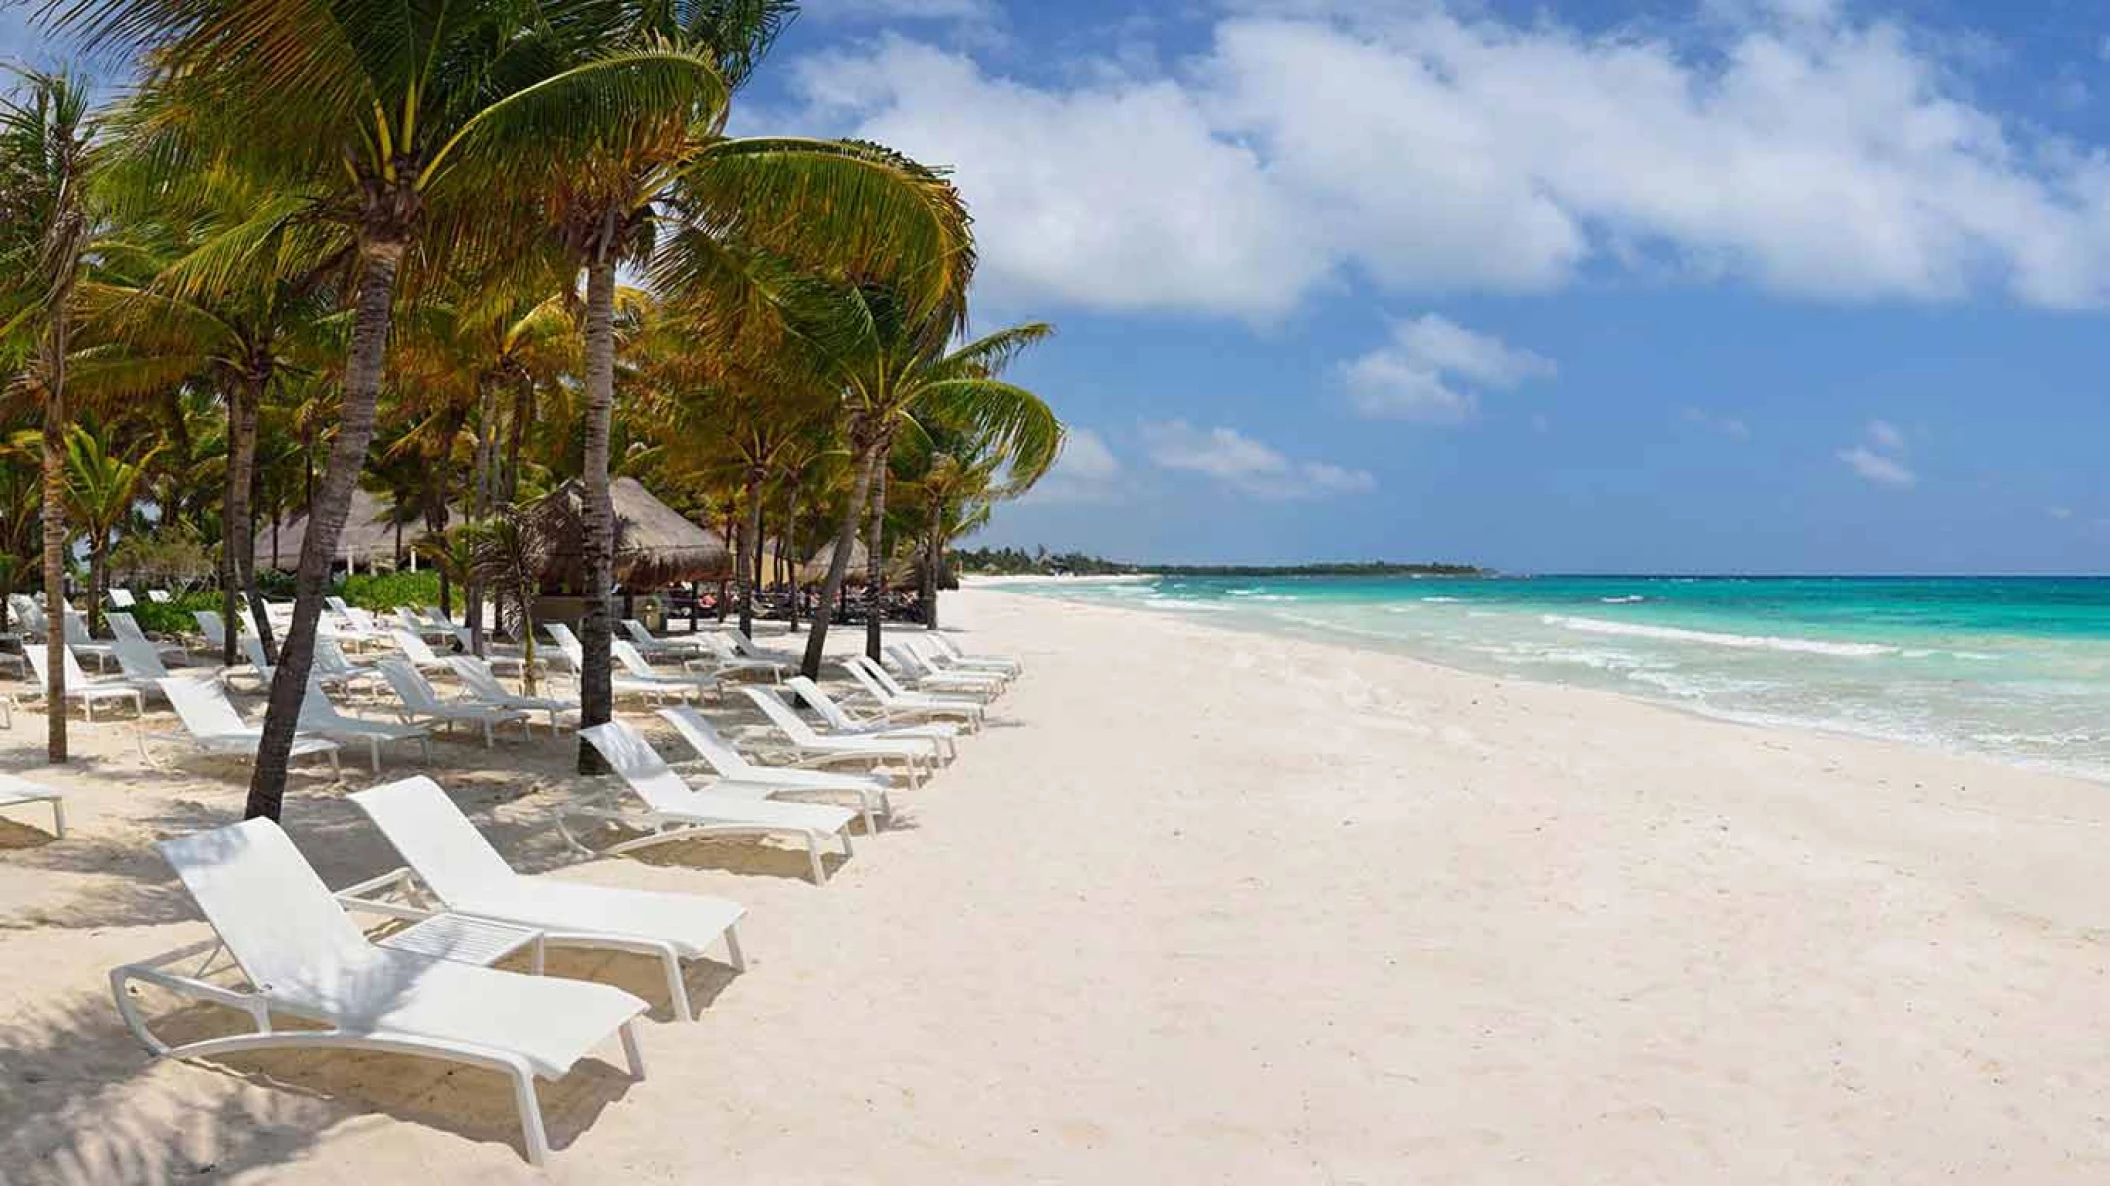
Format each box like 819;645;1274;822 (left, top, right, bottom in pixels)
995;578;2110;787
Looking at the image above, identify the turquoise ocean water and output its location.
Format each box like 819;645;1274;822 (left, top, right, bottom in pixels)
1010;575;2110;780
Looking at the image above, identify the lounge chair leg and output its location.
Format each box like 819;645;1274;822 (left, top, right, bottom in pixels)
806;835;826;885
663;953;691;1021
619;1019;647;1078
510;1063;551;1166
723;926;746;973
860;804;876;836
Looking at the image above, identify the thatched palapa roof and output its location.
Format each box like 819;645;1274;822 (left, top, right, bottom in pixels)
799;536;920;587
258;487;461;570
529;477;731;590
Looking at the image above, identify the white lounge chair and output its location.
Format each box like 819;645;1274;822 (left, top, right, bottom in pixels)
345;776;746;1021
300;680;433;773
658;705;889;832
107;587;136;609
24;643;146;722
901;639;1013;690
843;655;986;730
621;618;709;661
60;609;119;672
391;628;456;673
192;609;234;653
885;643;1004;700
725;627;798;664
155;676;341;777
111;817;648;1165
145;588;171;604
545;623;709;706
739;686;930;788
109;611;191;666
613;641;716;703
690;632;787;683
0;773;64;838
446;656;576;734
314;633;386;694
113;636;211;698
925;632;1022;675
785;675;957;761
376;658;530;748
573;720;858;885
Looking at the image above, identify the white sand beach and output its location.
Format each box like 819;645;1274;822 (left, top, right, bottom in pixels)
6;586;2110;1183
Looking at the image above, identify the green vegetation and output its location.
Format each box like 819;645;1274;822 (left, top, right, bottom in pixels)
0;4;1068;815
955;548;1487;578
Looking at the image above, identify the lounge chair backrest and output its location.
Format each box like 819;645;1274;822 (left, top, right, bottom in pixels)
741;686;823;744
351;776;516;900
393;629;440;665
378;658;441;709
159;676;252;737
241;634;275;673
578;721;695;815
27;641;97;688
785;676;853;730
147;589;170;603
394;607;425;634
885;644;930;676
108;612;146;644
543;622;585;665
114;636;172;680
611;640;657;676
621;620;657;647
696;633;738;659
729;630;766;659
63;610;94;645
194;610;227;647
298;678;339;724
315;634;358;674
159;817;370;991
852;654;912;697
446;656;507;701
326;595;351;615
109;587;135;608
657;705;752;776
842;659;897;705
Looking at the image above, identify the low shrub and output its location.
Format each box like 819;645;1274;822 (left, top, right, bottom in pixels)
129;590;222;638
342;569;442;612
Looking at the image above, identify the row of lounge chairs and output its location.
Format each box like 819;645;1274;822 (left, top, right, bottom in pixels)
72;627;1025;1166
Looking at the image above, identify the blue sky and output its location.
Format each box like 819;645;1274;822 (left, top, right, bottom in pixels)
13;1;2110;572
742;0;2110;573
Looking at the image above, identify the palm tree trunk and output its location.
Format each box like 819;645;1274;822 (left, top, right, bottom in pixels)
575;222;620;775
800;441;880;679
864;461;888;662
218;381;247;667
244;231;408;821
784;483;800;632
87;543;105;640
41;319;70;763
232;372;276;660
923;514;942;630
737;471;761;637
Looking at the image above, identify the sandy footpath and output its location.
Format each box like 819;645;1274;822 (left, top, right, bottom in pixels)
5;587;2110;1183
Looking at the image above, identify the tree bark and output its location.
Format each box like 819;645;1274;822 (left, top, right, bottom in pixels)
737;469;761;638
244;231;407;821
784;482;799;631
40;299;71;762
232;370;276;660
800;440;879;679
575;219;620;775
864;460;888;662
923;513;941;630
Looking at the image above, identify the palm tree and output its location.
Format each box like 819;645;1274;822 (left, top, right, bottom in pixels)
62;415;162;634
0;67;100;762
797;287;1061;677
55;0;734;819
551;0;976;772
462;510;556;695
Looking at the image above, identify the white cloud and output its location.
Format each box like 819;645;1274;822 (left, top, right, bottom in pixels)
1338;314;1555;421
792;38;1327;316
1140;420;1375;499
1684;407;1752;439
2048;505;2075;521
1837;446;1915;487
1018;427;1124;505
1837;420;1915;488
793;5;2110;316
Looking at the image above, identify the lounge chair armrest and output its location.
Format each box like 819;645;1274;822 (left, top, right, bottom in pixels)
333;866;438;921
113;961;265;1013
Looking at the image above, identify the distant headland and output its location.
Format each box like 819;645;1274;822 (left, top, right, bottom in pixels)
955;547;1488;578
